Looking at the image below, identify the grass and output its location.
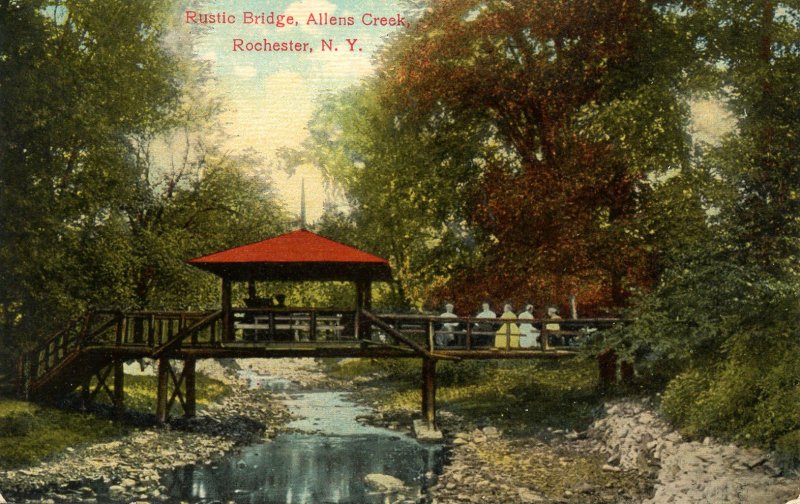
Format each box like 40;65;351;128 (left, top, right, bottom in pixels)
94;373;230;415
332;357;612;436
0;400;127;469
0;370;231;469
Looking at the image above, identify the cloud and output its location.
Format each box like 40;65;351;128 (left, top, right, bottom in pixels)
285;0;339;34
233;65;258;78
220;70;316;153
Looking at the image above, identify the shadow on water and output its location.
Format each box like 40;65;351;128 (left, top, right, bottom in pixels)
162;371;446;504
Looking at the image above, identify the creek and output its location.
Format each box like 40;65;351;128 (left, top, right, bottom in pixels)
161;369;446;503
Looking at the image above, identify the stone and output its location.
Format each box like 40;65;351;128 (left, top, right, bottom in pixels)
364;473;405;493
602;464;622;472
517;488;546;502
108;485;126;500
413;419;444;442
482;426;500;438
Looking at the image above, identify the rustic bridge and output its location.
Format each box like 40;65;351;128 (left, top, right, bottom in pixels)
14;230;621;433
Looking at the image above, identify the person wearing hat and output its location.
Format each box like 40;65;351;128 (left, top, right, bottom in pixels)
495;303;521;349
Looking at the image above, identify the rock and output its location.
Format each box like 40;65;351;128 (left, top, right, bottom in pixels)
602;464;622;472
108;485;126;500
744;455;767;469
364;473;405;493
574;482;596;494
482;426;500;438
517;488;546;502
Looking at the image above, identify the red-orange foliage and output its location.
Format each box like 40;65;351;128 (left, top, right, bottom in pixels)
378;0;666;313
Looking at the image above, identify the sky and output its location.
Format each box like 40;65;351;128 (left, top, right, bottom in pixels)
177;0;415;222
172;0;733;224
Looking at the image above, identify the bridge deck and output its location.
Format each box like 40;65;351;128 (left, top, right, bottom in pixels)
16;309;620;426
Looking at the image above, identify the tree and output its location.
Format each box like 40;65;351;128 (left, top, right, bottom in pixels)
0;0;289;359
616;0;800;448
298;0;699;313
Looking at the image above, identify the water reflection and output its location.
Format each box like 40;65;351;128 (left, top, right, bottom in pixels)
164;389;445;504
166;433;443;503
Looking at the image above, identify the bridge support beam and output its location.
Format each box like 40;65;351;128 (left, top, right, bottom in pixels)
113;361;125;418
156;357;169;424
184;358;196;418
421;358;437;427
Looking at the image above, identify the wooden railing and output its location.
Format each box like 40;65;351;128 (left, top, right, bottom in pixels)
26;311;119;382
18;307;622;398
368;313;621;353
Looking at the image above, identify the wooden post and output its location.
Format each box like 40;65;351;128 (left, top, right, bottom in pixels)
598;349;618;389
363;281;372;339
80;373;91;410
247;280;256;300
354;281;364;339
147;314;156;346
421;358;437;427
114;312;124;346
620;360;634;384
156;357;170;424
184;358;196;418
113;361;125;418
15;355;25;400
222;277;233;342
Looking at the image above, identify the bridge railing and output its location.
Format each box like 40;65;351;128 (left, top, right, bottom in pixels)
26;311;120;383
230;308;357;343
83;311;218;348
368;314;621;353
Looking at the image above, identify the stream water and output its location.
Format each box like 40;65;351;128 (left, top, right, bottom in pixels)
162;369;446;503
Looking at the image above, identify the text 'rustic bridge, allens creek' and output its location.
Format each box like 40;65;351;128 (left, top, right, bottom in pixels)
14;230;621;436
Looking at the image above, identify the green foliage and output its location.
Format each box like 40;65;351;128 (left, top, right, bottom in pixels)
776;430;800;467
0;411;36;437
336;358;605;436
0;0;289;354
0;400;126;469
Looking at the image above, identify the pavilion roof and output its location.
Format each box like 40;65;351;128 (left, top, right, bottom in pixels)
188;229;392;282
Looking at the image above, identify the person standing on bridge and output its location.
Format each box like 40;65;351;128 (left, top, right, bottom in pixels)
495;303;521;349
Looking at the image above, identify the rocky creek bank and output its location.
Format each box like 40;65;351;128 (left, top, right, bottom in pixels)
0;361;293;504
349;381;799;503
588;400;800;504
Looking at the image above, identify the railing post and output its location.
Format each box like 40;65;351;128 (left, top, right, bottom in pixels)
114;312;124;346
541;322;549;351
466;320;472;350
506;321;511;350
147;314;156;347
427;320;435;351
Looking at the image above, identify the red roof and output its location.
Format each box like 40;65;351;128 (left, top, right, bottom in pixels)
189;229;388;265
188;229;392;282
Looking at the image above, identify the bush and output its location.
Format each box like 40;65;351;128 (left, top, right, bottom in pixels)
0;412;37;437
775;430;800;467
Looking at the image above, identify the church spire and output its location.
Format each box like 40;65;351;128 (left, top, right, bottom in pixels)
299;177;307;229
